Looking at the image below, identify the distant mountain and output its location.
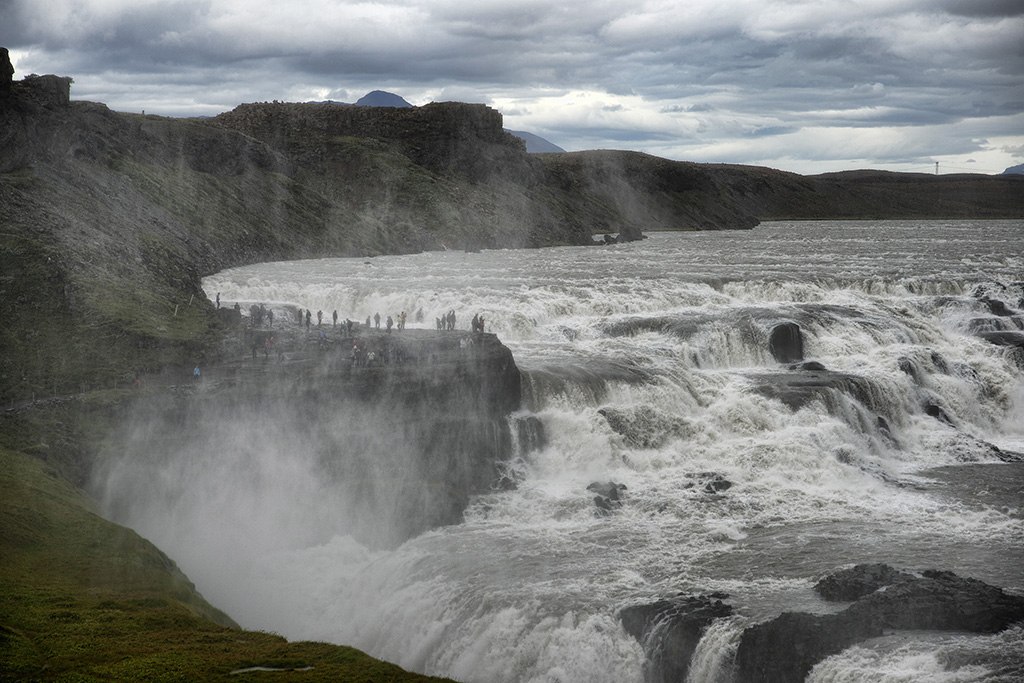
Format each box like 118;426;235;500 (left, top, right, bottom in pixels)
506;129;566;154
307;90;413;107
355;90;413;108
1002;163;1024;175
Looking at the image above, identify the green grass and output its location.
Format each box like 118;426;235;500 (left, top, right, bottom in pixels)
0;446;458;682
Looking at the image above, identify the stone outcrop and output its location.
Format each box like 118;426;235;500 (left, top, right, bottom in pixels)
619;594;733;683
735;565;1024;683
1;48;13;95
813;563;915;601
2;63;1023;408
587;480;627;514
102;328;521;548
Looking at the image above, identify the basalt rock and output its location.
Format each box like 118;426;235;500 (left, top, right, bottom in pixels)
684;471;733;494
769;322;804;363
814;563;915;601
101;329;523;549
620;594;734;683
0;48;13;95
735;566;1024;683
588;480;627;514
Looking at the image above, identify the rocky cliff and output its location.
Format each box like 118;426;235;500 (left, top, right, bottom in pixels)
1;55;1022;421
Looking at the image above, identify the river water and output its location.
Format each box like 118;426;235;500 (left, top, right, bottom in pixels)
116;220;1024;681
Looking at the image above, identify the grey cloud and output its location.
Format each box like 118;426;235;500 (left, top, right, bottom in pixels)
2;0;1020;174
941;0;1024;18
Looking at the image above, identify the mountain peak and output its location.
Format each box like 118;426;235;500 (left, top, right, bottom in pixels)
355;90;413;108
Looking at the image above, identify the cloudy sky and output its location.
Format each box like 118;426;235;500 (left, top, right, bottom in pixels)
3;0;1023;175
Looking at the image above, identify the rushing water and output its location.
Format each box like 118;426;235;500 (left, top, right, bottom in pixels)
113;221;1024;682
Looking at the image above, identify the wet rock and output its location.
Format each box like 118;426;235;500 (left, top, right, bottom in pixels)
750;369;884;415
814;563;915;601
620;594;734;683
925;401;955;425
979;296;1014;316
769;322;804;363
588;480;626;514
684;471;732;494
735;567;1024;683
789;360;827;371
977;330;1024;348
598;405;692;449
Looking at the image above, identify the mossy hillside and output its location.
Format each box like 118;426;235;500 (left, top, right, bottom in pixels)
0;445;458;683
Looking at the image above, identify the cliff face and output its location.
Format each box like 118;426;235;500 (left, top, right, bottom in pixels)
2;63;1022;406
94;328;522;548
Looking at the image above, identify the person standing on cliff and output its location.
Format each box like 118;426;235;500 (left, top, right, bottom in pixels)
374;312;381;329
333;310;338;327
386;315;393;333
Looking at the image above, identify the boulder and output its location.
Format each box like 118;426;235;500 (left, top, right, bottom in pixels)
620;594;733;683
814;563;915;602
685;471;733;494
735;566;1024;683
769;322;804;363
588;480;626;514
789;360;827;371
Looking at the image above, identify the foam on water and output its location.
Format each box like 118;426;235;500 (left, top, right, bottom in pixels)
97;220;1024;682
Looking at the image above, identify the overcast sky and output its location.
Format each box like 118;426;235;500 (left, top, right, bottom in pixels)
3;0;1023;175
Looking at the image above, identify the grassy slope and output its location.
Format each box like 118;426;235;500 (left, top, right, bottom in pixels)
0;444;456;683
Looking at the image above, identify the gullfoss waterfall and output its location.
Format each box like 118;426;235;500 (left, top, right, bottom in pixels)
95;220;1024;682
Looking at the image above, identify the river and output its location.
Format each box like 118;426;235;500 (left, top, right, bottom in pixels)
108;220;1024;682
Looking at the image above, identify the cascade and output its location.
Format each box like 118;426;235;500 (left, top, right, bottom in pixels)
98;220;1023;682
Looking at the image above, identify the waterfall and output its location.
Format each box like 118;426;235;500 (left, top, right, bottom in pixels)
94;220;1023;682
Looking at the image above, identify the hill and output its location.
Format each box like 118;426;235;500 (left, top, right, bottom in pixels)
505;129;566;153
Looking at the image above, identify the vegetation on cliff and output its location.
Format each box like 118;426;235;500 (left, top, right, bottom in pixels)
0;444;457;683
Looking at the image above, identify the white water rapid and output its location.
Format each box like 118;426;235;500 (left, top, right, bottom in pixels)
98;220;1024;682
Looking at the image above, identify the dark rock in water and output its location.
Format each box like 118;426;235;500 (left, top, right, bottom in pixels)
814;563;915;602
988;443;1024;462
588;480;626;514
925;401;955;425
789;360;827;371
736;566;1024;683
593;495;618;514
977;330;1024;348
587;480;626;500
769;322;804;363
979;296;1014;316
684;471;733;494
598;405;692;449
620;594;734;683
750;369;888;416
